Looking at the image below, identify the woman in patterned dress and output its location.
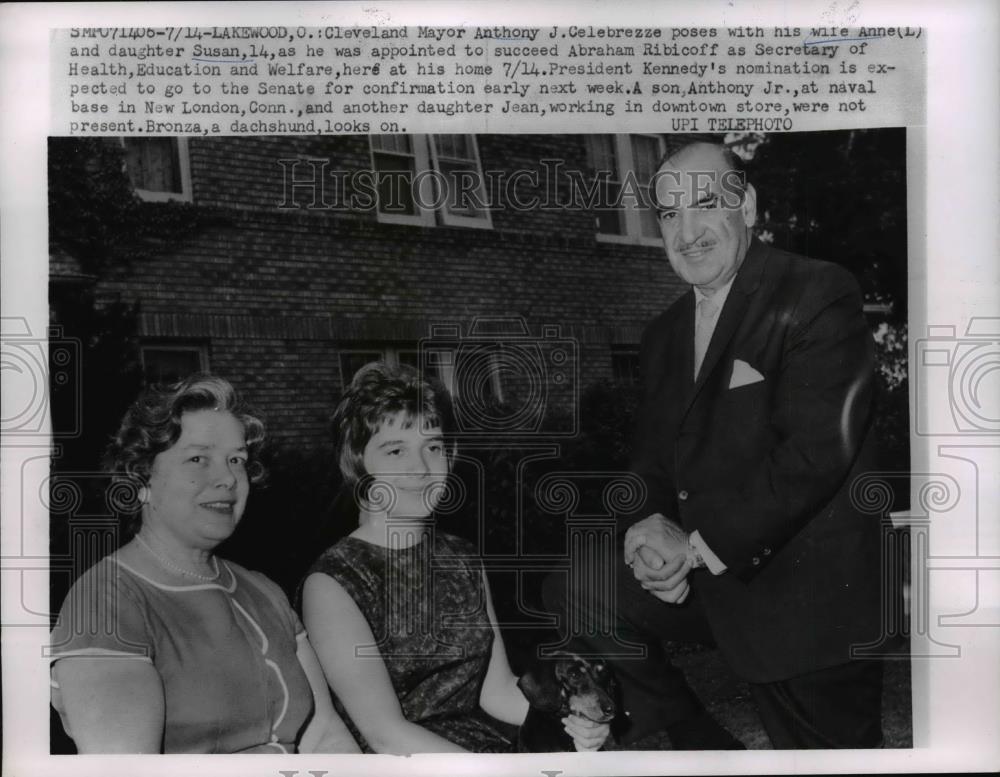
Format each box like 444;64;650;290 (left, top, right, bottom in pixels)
49;375;359;754
302;362;609;753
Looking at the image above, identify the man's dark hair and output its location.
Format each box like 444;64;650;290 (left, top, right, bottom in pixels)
656;134;748;208
659;134;747;179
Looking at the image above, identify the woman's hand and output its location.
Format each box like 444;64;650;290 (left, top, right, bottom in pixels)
562;714;610;752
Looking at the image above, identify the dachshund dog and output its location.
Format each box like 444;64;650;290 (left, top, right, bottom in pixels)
516;651;617;752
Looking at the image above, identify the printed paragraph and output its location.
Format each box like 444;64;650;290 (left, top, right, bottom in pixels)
53;25;925;134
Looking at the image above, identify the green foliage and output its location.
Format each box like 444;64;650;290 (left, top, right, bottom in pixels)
738;130;910;505
440;382;640;558
48;289;144;467
566;379;641;470
48;138;226;273
747;129;908;321
873;321;908;391
871;321;910;507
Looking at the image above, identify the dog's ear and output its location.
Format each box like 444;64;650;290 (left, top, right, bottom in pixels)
517;668;565;713
552;653;586;687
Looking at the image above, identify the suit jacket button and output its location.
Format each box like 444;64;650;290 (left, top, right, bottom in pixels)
752;556;761;566
678;490;689;501
762;547;772;556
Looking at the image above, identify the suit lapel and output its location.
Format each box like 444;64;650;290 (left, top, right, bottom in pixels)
682;240;769;419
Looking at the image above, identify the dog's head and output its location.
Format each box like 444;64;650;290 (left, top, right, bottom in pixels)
517;651;617;724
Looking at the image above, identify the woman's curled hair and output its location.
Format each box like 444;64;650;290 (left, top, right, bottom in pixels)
105;374;266;490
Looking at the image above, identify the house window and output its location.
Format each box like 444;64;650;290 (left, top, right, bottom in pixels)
422;343;504;406
337;344;498;404
369;134;491;229
338;350;384;389
140;344;207;385
611;347;641;386
586;134;665;246
338;346;446;391
585;135;624;236
122;138;192;202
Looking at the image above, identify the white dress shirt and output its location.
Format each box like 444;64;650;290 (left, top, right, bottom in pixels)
692;278;735;379
687;279;735;575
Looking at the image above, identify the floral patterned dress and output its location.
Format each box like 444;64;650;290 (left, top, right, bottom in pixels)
305;530;516;752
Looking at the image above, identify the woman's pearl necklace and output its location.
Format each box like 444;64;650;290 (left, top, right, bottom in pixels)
134;533;220;582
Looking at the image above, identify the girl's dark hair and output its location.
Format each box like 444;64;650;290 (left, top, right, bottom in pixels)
331;362;455;493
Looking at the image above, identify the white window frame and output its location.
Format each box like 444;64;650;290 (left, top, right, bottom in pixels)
140;342;207;383
369;134;492;230
120;137;193;203
426;134;493;230
589;133;665;248
368;136;436;227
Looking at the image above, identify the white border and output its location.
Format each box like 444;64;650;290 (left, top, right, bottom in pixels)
2;1;999;775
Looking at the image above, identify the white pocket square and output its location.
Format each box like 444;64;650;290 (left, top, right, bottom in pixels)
729;359;764;389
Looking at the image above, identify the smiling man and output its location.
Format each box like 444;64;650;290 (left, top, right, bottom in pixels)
654;141;754;296
545;135;885;749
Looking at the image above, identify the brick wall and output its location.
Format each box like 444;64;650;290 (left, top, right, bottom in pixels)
94;134;689;449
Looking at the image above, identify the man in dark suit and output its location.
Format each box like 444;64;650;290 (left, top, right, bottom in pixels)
544;136;884;749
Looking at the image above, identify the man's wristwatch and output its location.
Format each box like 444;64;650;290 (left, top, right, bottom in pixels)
687;536;706;569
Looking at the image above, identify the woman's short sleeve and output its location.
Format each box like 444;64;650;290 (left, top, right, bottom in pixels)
49;558;153;662
236;565;305;639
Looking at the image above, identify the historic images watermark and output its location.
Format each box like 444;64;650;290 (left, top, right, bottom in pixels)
276;157;747;214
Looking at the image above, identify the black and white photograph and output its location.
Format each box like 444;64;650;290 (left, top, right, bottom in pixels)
44;129;913;757
2;2;998;776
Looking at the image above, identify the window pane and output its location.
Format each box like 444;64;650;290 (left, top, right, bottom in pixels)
638;186;661;238
632;136;663;238
340;352;383;386
595;180;626;235
142;348;202;385
631;135;661;181
611;349;641;385
372;135;413;155
433;134;472;161
433;134;455;159
587;135;622;182
587;136;626;235
372;152;418;215
437;158;486;218
398;349;442;382
453;344;503;405
429;135;489;223
124;138;181;193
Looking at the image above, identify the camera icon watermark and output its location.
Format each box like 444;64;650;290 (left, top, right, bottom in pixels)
419;317;579;439
914;317;1000;435
1;317;81;438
